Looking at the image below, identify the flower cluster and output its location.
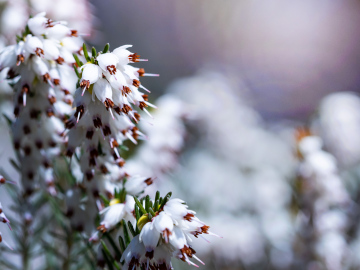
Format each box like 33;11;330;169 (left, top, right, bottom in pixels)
0;12;82;195
63;43;158;237
296;128;350;270
120;193;217;270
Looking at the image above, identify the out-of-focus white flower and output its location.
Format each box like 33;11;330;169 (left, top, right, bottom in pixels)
315;92;360;168
296;131;350;270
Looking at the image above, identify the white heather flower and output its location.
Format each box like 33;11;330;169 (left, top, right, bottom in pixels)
0;13;82;197
315;92;360;168
125;176;153;196
296;132;350;269
153;211;174;243
139;222;160;258
123;196;215;269
98;202;125;233
96;195;136;235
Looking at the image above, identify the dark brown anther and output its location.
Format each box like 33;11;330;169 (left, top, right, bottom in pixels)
93;116;102;128
104;98;114;108
14;141;20;150
30;109;39;118
62;89;70;95
145;251;154;259
117;159;125;167
45;19;54;28
145;178;153;186
139;101;147;110
100;164;109;174
23;125;31;134
17;95;23;105
64;98;72;105
80;80;90;90
53;79;60;86
121;104;132;114
65;118;76;129
158;263;168;270
92;189;99;198
0;176;5;184
102;125;111;136
70;30;78;37
121;129;127;136
17;54;25;65
89;148;99;158
106;65;116;75
201;225;210;234
75;105;85;119
46;108;55;117
89;157;96;167
86;129;94;139
35;47;44;57
137;68;145;76
43;160;51;168
113;106;121;115
7;69;17;79
75;224;84;232
55;57;64;65
66;149;73;157
14;107;20;117
43;73;51;82
132;79;140;87
111;139;119;147
85;171;94;181
48;140;57;148
142;94;148;101
123;86;131;95
132;127;139;140
22;84;29;95
134;112;141;121
24;146;32;156
27;171;34;180
129;53;140;62
35;140;43;149
97;224;107;233
184;213;195;221
48;95;57;105
128;257;140;270
66;208;74;217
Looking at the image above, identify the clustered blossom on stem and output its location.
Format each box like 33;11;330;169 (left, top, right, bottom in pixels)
0;0;93;47
295;128;350;270
121;194;218;270
64;43;158;236
0;12;82;195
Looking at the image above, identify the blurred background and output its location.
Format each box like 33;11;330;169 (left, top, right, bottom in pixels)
2;0;360;269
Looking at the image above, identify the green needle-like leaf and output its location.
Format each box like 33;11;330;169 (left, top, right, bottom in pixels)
122;220;131;245
128;221;137;237
103;43;110;53
159;192;172;210
134;196;147;215
83;43;91;62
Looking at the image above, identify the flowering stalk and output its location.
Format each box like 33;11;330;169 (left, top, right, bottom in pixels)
295;128;350;270
110;191;218;270
0;12;82;195
63;43;160;246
